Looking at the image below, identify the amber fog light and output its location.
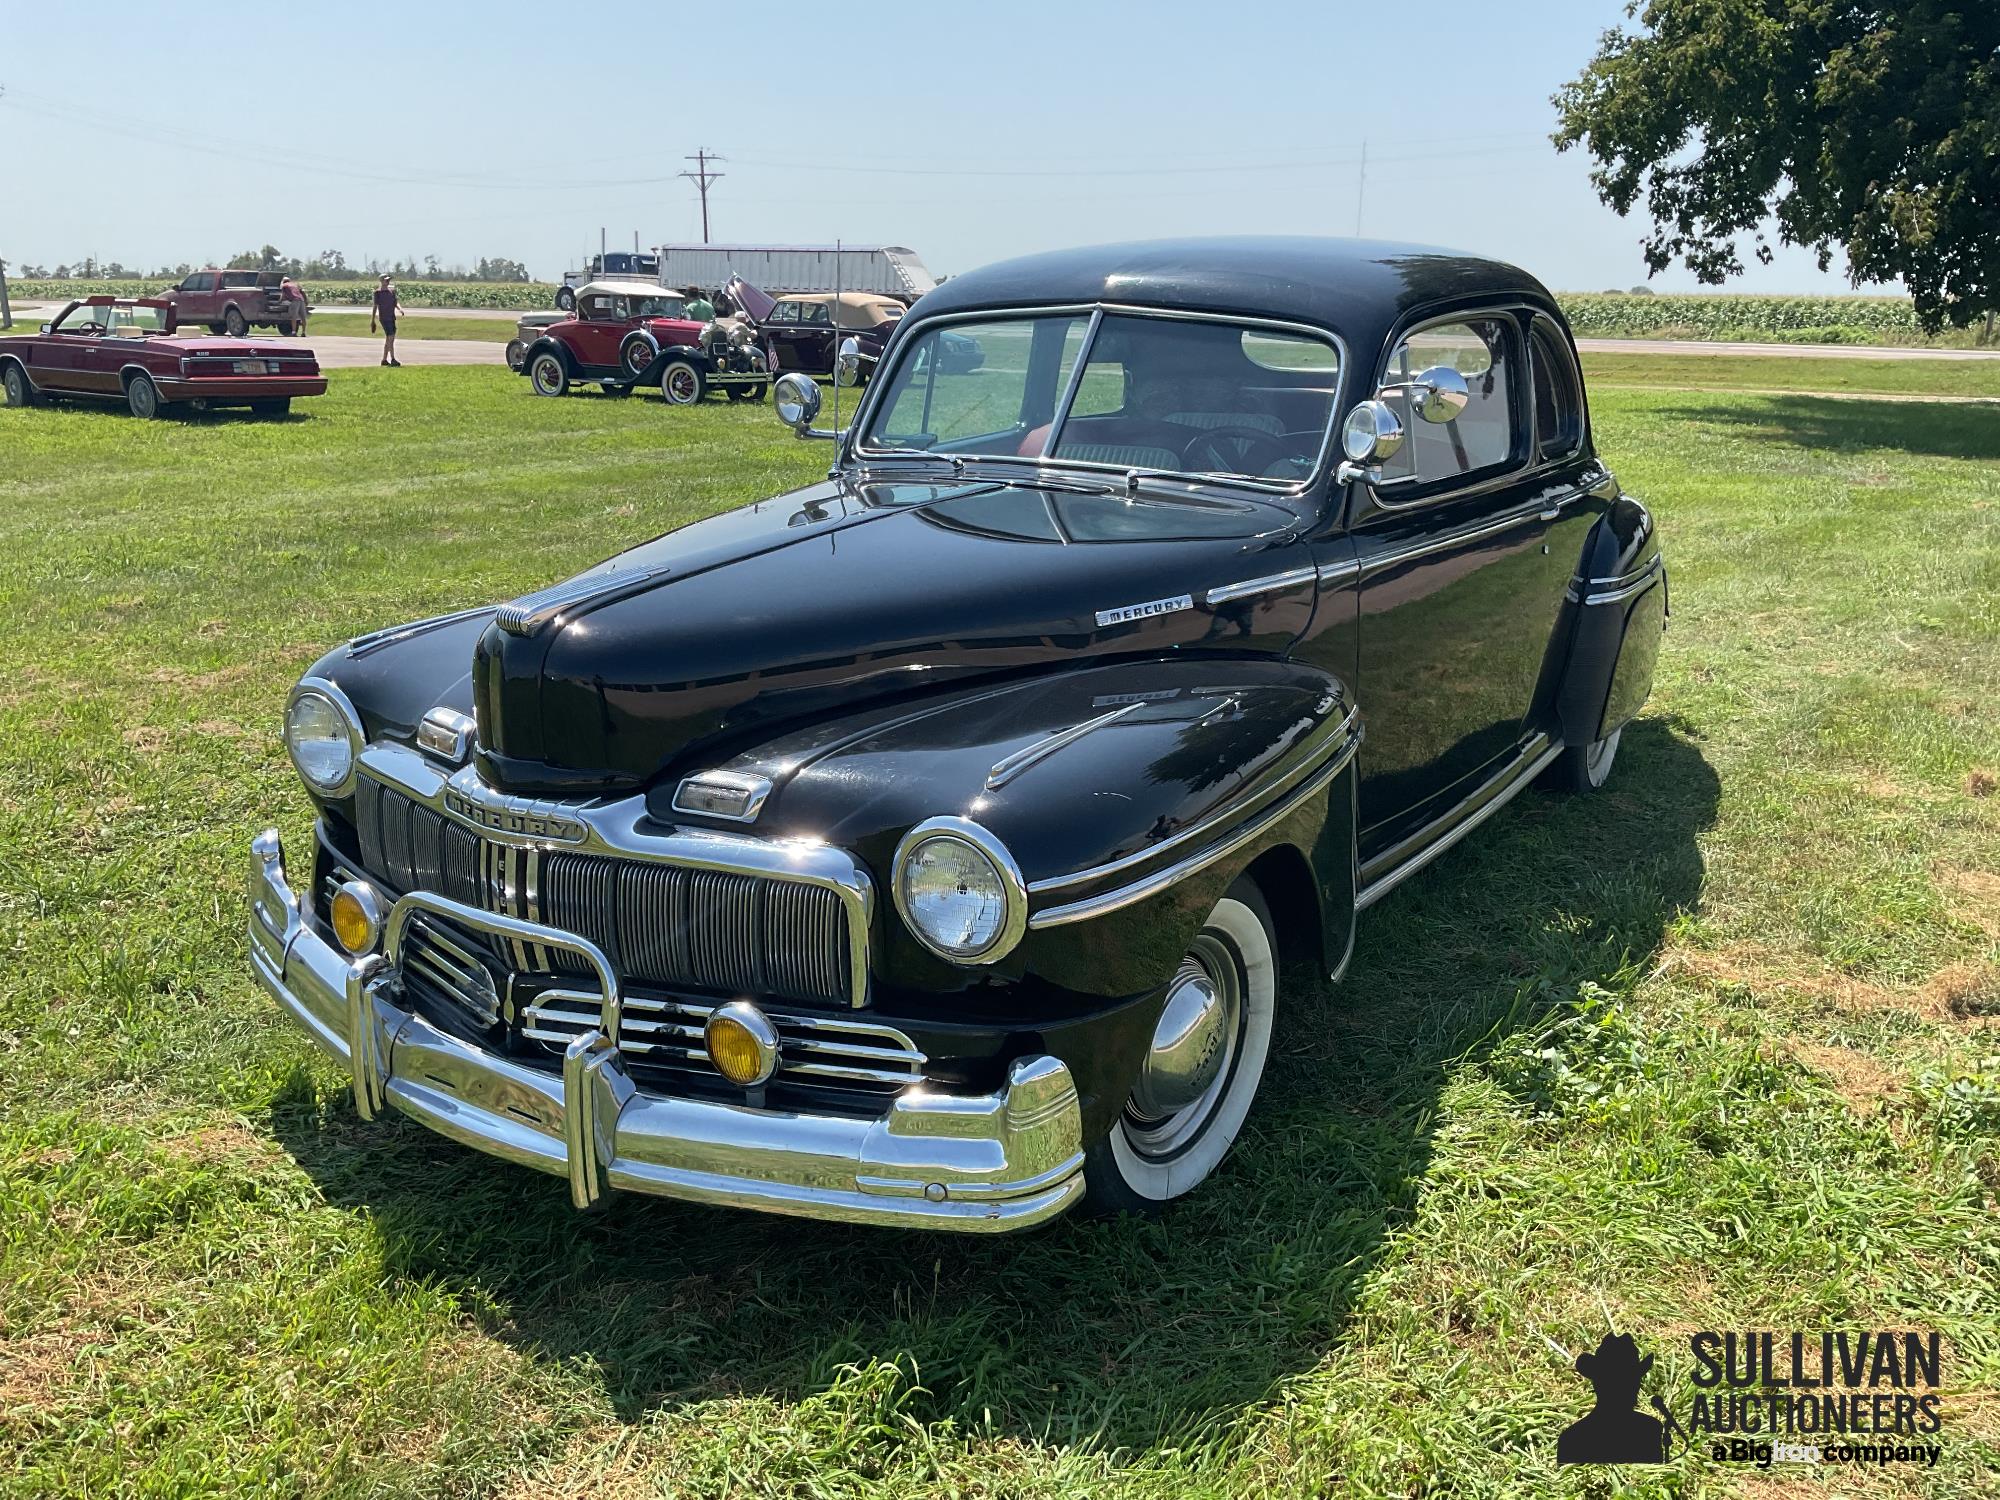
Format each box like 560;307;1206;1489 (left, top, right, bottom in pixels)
330;880;387;956
705;1001;779;1087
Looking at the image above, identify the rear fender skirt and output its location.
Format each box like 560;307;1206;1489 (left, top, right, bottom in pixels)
1553;492;1666;746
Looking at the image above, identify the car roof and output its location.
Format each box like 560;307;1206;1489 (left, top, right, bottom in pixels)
908;236;1559;356
576;279;683;300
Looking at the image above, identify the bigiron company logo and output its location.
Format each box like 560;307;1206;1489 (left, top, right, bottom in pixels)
1556;1329;1946;1470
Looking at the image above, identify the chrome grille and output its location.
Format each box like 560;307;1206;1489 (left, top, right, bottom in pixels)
353;776;852;1009
519;989;924;1096
398;918;502;1028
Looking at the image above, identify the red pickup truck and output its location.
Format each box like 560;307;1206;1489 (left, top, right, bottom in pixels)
160;270;306;337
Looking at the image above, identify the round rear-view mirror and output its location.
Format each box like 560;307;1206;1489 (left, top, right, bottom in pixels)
834;336;862;388
1411;365;1471;424
773;371;821;432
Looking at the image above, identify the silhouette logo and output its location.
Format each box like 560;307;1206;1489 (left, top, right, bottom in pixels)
1558;1334;1671;1465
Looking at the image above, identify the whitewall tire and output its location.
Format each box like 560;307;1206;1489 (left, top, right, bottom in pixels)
1084;880;1276;1214
528;352;569;397
660;360;704;405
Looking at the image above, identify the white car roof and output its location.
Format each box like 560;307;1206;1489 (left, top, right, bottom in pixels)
576;280;682;300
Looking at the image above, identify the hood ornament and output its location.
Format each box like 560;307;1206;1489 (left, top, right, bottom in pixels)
495;565;671;636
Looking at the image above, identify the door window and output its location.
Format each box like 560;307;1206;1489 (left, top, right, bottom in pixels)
1528;317;1585;459
769;302;801;324
1374;317;1517;488
53;304;109;335
800;303;833;327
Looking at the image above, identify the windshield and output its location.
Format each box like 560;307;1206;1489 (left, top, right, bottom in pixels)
106;304;170;336
858;310;1341;487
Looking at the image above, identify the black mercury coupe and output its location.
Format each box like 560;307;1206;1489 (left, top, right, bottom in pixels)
250;239;1667;1230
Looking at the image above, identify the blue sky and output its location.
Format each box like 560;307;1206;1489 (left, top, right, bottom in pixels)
1;0;1881;293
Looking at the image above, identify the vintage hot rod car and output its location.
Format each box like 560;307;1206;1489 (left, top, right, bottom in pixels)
1;297;326;417
520;280;771;404
250;239;1665;1231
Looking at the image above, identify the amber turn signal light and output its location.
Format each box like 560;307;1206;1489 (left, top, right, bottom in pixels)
330;880;387;956
704;1001;780;1088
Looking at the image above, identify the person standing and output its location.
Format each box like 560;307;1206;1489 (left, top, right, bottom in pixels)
370;274;403;367
280;274;307;336
684;284;715;322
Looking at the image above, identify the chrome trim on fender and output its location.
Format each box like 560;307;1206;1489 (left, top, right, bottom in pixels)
417;706;475;764
985;703;1142;790
1029;719;1362;928
1566;552;1664;606
347;607;494;659
495;565;673;636
671;769;773;823
1362;502;1551;574
1031;704;1360;896
357;742;875;1007
247;830;1083;1230
1204;565;1318;605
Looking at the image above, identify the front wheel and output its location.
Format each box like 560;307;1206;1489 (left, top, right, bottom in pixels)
554;287;575;311
126;373;167;419
1082;879;1276;1216
528;352;570;397
659;359;704;406
726;382;766;402
3;364;35;408
277;321;296;337
505;339;528;373
1557;726;1622;793
223;307;248;337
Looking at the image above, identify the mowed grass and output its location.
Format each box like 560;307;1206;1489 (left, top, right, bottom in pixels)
0;364;1996;1498
1580;350;2000;399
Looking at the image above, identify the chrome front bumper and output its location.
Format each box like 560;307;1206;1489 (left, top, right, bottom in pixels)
248;829;1085;1231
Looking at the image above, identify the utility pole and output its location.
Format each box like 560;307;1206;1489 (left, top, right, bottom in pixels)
0;257;11;330
679;150;725;244
1354;137;1367;237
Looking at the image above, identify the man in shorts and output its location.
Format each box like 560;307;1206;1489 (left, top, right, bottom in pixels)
370;275;403;367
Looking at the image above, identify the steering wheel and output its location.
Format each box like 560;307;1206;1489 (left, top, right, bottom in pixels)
1182;426;1294;479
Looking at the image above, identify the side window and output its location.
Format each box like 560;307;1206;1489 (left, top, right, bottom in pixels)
1374;316;1518;488
770;302;801;325
801;303;833;327
1529;318;1585;459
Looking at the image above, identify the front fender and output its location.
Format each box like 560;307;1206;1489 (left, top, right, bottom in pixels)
520;335;575;376
664;657;1359;1000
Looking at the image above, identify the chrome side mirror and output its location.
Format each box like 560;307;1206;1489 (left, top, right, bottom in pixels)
1336;400;1405;486
834;336;862;388
773;371;822;433
39;322;52;334
1409;364;1471;424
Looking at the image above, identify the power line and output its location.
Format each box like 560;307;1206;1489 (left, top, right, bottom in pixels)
678;150;724;244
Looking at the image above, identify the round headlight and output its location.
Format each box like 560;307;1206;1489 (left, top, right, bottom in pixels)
892;817;1027;964
284;680;360;794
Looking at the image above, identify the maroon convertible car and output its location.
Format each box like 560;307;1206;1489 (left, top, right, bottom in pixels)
0;296;327;418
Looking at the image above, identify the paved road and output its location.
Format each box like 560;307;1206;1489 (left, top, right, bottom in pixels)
309;335;506;368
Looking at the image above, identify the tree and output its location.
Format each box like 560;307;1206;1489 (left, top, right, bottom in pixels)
1554;1;1999;331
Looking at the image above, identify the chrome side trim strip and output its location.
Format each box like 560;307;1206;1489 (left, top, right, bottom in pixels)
1204;565;1318;605
347;606;494;659
985;703;1142;790
1355;740;1563;910
1029;723;1361;928
1362;502;1549;574
1029;705;1359;897
1316;558;1361;587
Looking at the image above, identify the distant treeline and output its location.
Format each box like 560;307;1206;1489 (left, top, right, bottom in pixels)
6;279;560;310
7;247;534;284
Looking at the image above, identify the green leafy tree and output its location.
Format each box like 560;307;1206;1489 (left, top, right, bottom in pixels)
1554;1;1999;332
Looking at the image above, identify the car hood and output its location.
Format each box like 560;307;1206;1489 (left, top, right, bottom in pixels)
463;473;1310;793
725;276;776;322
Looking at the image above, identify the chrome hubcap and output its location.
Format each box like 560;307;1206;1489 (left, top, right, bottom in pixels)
1123;933;1243;1159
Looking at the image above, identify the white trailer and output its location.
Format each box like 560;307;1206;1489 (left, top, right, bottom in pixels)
651;245;935;300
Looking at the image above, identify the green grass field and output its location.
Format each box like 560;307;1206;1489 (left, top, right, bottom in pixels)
1580;351;2000;399
0;366;1995;1498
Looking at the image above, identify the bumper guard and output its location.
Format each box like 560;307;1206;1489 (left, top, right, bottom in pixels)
249;829;1085;1230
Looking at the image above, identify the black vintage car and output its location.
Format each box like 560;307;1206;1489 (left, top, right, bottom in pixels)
250;239;1665;1231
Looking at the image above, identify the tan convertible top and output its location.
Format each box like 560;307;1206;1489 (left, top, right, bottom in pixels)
783;291;906;330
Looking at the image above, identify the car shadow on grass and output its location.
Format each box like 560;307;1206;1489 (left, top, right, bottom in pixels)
270;718;1717;1453
1659;394;2000;460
